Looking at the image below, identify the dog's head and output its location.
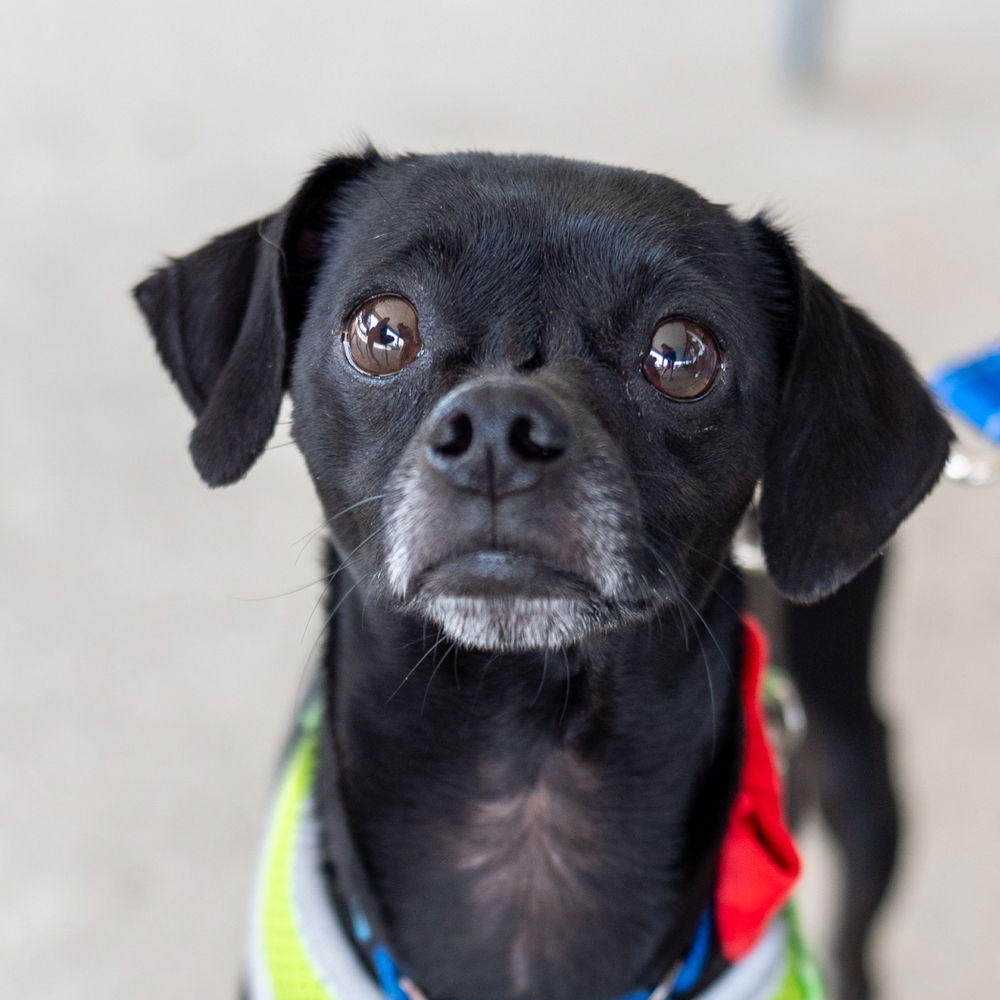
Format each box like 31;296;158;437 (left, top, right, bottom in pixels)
135;151;950;651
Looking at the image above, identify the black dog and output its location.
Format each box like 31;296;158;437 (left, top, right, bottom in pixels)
135;151;950;1000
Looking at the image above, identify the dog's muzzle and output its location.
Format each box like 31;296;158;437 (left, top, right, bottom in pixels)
381;377;643;651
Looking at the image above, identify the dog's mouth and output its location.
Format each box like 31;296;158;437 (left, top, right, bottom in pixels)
415;550;596;601
402;550;646;652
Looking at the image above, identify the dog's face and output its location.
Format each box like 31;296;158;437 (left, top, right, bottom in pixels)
290;158;774;650
135;151;951;649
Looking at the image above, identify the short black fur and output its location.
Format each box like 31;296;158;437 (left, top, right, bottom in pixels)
135;150;951;1000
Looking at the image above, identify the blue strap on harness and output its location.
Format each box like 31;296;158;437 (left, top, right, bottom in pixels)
372;946;411;1000
617;908;714;1000
671;909;714;994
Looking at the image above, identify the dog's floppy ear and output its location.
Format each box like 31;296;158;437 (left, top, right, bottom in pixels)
747;215;952;604
133;152;378;486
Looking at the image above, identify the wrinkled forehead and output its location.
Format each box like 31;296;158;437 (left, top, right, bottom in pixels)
321;155;748;323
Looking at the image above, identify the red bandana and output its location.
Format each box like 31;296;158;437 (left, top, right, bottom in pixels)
714;616;801;962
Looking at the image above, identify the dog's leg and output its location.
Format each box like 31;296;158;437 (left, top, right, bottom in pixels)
785;555;897;1000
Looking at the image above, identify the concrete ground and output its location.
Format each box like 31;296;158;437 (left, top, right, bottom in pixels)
2;1;998;997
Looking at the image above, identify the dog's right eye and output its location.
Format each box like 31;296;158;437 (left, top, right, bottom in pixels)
342;295;422;377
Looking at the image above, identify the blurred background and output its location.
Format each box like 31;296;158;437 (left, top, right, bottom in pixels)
2;1;998;996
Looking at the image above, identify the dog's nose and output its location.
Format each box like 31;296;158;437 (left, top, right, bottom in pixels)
424;380;571;496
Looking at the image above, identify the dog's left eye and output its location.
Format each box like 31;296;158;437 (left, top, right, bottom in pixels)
342;295;422;377
642;319;722;399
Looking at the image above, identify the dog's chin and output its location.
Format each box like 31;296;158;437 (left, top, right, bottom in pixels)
412;595;607;652
400;551;648;652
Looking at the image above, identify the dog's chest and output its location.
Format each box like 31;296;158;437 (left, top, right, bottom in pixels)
328;620;738;999
450;750;614;914
353;723;706;1000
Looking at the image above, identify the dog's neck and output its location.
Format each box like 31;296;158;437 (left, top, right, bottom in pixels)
315;554;745;1000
